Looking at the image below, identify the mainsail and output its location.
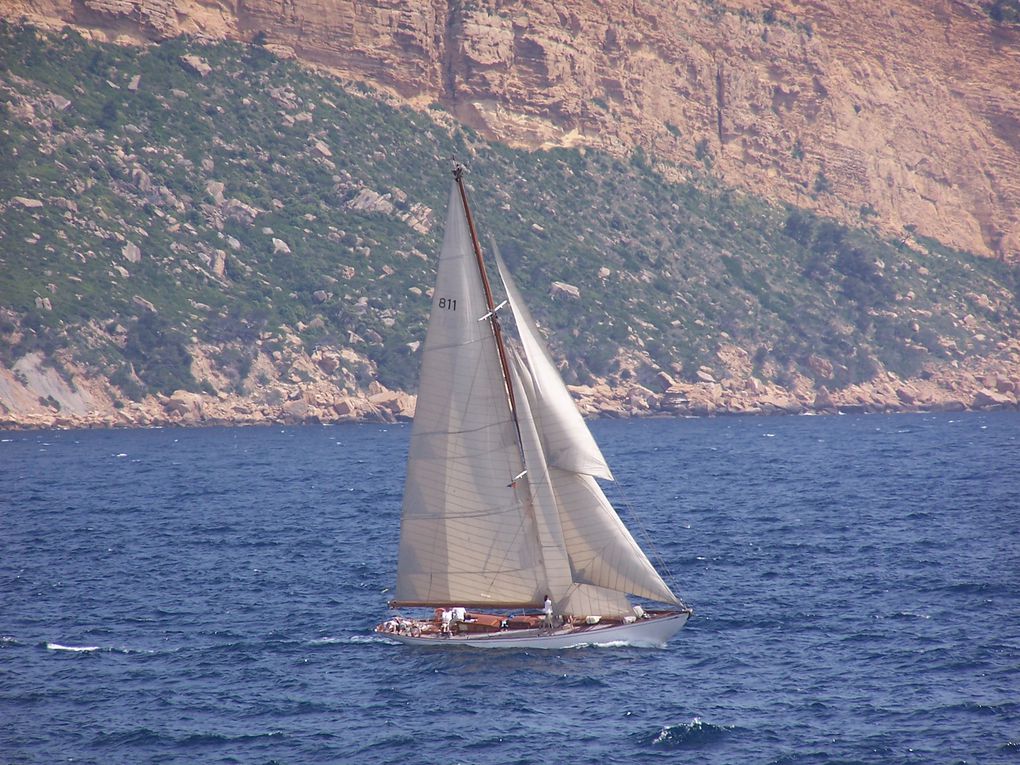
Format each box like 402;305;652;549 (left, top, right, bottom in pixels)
394;181;544;607
393;174;679;616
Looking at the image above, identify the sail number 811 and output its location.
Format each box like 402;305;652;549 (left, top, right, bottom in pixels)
438;297;457;311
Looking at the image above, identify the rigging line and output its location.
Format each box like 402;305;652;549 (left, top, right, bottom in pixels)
609;474;687;607
453;162;528;474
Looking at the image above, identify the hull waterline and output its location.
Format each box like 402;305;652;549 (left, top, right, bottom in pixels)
380;611;691;649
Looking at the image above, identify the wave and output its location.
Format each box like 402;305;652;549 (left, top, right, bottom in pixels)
92;728;284;748
646;718;731;748
43;642;155;655
46;642;100;652
560;675;609;689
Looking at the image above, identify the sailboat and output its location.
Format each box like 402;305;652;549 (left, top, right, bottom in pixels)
374;165;692;648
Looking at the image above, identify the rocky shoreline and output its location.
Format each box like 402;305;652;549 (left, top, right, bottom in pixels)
2;365;1017;432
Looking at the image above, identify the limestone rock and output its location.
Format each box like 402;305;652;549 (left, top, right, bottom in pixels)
550;281;580;300
282;399;309;420
973;388;1013;409
122;242;141;263
132;295;156;312
812;386;835;412
210;250;227;277
206;181;226;204
654;371;676;391
180;55;212;78
346;188;395;215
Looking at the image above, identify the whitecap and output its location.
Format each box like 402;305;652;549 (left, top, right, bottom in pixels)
47;643;100;652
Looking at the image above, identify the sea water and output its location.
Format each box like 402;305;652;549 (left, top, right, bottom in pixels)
1;413;1017;764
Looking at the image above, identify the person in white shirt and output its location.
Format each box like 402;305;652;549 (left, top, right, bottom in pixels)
542;595;553;629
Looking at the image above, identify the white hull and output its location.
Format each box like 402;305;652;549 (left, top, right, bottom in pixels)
381;611;690;649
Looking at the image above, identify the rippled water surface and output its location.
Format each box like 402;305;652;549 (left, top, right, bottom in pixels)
2;413;1018;764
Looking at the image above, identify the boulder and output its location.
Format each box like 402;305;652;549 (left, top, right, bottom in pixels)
164;390;203;423
316;353;340;375
122;242;141;263
895;386;916;405
206;181;226;204
132;295;157;312
180;55;212;77
812;386;836;412
210;250;227;277
626;385;656;410
996;378;1016;394
654;371;676;391
346;188;395;215
973;389;1013;409
282;399;309;420
550;281;581;300
759;394;803;415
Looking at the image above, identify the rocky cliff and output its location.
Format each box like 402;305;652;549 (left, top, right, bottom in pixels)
3;0;1019;261
2;25;1020;431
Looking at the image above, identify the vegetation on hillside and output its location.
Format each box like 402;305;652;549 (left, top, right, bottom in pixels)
2;24;1019;399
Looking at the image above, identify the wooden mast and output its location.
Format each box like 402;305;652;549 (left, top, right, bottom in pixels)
453;163;526;471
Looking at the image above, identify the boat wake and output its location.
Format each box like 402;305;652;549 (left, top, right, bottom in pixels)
563;639;668;650
309;635;395;646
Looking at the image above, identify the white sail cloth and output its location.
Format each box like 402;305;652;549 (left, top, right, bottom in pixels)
395;183;544;607
393;178;679;615
509;349;679;610
493;243;613;481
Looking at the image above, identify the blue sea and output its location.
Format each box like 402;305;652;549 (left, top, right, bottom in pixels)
2;412;1018;764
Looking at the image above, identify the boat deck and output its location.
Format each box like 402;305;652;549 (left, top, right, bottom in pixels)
374;609;691;648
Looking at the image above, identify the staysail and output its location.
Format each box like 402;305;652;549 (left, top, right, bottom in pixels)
494;246;679;609
393;174;679;616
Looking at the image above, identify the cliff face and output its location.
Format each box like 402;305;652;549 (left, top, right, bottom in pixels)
7;0;1020;261
4;0;1019;260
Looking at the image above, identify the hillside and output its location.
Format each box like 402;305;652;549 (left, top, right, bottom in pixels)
2;0;1019;262
2;26;1020;428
